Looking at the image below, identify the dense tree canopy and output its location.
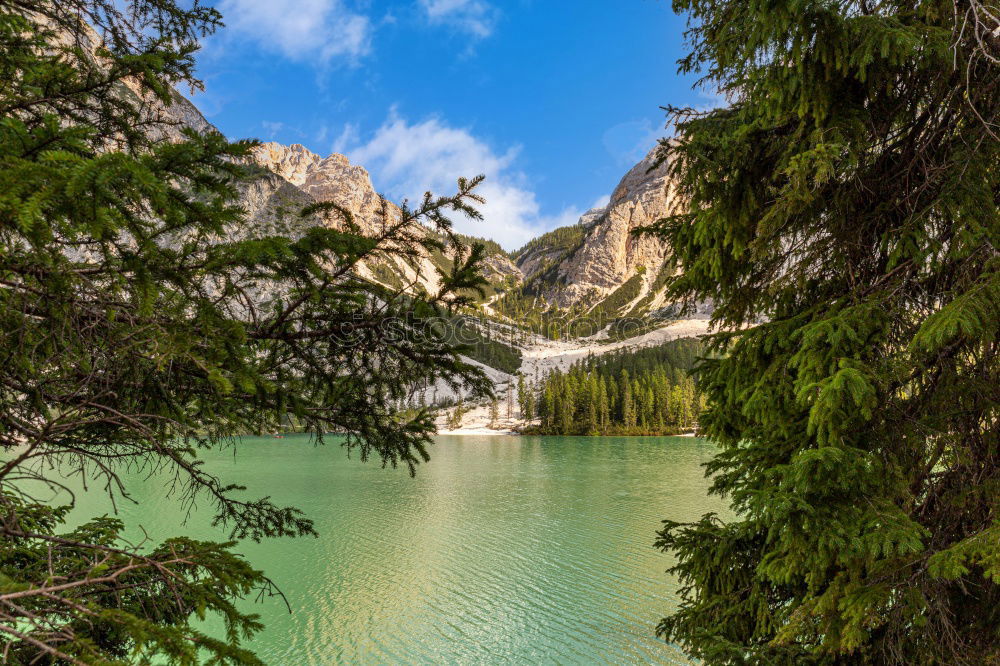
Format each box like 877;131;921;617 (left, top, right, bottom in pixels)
648;0;999;663
528;338;705;435
0;1;490;662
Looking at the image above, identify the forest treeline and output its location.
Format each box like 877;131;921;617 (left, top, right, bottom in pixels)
457;317;523;374
519;338;704;435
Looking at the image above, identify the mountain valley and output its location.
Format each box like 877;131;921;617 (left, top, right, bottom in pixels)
151;86;711;432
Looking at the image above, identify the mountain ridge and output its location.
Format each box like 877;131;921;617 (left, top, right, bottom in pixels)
149;79;700;346
72;15;690;336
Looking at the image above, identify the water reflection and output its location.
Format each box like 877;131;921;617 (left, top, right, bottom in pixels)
62;434;725;664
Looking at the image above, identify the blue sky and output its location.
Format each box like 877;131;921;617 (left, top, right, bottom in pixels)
192;1;714;249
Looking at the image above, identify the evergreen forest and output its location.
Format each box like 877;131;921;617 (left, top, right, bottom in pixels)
523;338;705;436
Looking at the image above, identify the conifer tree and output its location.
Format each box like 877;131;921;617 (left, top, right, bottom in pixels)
667;385;685;430
0;1;492;661
448;399;467;431
517;373;528;417
523;379;536;421
650;0;1000;662
583;373;598;434
641;385;654;429
599;380;611;432
560;381;575;434
623;377;637;430
540;384;555;429
489;397;499;428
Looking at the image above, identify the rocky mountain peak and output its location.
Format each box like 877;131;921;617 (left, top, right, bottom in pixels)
251;142;388;235
520;145;677;311
578;206;608;228
610;145;670;204
254;142;322;185
253;143;360;187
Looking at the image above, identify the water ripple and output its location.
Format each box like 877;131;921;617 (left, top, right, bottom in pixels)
63;434;726;665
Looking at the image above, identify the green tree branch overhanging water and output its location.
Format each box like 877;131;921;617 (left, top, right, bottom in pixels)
0;1;493;662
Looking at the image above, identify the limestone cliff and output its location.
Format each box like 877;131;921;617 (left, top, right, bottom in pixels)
252;143;389;236
512;146;681;319
557;147;675;305
249;142;521;288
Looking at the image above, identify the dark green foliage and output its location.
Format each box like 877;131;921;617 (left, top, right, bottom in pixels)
490;288;561;337
451;232;509;260
510;224;586;264
460;324;523;374
516;373;534;420
494;268;658;341
646;0;1000;663
586;337;702;377
421;313;525;375
0;497;271;665
0;1;492;662
528;338;705;435
579;269;646;332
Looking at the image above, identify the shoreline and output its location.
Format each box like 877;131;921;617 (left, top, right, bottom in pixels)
433;320;711;436
436;428;519;436
435;428;701;437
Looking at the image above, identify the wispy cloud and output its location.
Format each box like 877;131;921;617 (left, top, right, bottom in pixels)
418;0;499;38
342;111;582;250
590;194;610;210
261;120;285;138
331;123;360;154
602;118;665;167
218;0;371;62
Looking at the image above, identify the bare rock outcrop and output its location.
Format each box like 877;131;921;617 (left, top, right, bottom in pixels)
250;142;521;290
516;146;677;312
252;143;390;236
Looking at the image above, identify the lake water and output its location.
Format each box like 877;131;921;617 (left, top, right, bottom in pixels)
62;434;725;664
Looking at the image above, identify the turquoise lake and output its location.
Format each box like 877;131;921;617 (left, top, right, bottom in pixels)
62;434;725;664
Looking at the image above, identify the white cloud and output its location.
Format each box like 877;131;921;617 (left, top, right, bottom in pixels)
342;112;582;250
590;194;610;210
418;0;498;37
602;118;665;167
696;87;728;111
261;120;285;138
219;0;371;62
331;122;360;154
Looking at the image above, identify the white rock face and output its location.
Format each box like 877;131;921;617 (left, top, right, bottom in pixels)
558;147;675;304
578;206;607;228
249;142;522;289
253;143;322;186
517;146;677;310
252;143;392;236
